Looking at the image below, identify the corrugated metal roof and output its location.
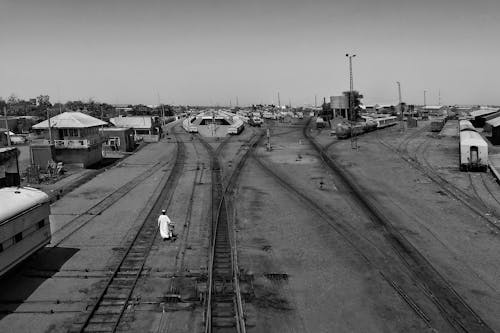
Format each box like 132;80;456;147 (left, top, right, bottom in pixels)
32;112;107;129
486;117;500;128
109;116;153;129
470;109;500;118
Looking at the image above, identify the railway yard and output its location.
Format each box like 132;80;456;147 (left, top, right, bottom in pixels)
2;117;500;333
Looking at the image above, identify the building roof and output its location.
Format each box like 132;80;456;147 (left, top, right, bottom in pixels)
110;116;154;129
470;108;500;118
486;117;500;128
99;127;133;132
423;105;445;110
0;147;19;163
32;112;107;129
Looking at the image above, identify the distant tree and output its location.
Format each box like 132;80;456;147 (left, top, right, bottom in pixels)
7;94;19;105
36;95;51;107
342;90;364;121
65;100;86;111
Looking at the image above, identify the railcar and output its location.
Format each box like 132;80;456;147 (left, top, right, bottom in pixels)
430;118;446;132
459;130;488;171
182;117;198;133
0;187;51;276
228;122;245;135
373;115;397;128
459;119;476;132
334;119;377;139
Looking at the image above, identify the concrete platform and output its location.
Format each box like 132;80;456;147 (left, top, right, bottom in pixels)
197;125;228;137
440;119;458;137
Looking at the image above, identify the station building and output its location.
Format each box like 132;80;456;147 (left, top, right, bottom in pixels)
109;116;161;142
31;112;107;168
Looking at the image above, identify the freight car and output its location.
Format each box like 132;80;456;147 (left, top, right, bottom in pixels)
459;130;488;171
459;119;476;132
335;115;395;139
430;118;446;132
0;187;51;276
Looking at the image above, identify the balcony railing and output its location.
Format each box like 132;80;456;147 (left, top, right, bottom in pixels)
31;137;101;149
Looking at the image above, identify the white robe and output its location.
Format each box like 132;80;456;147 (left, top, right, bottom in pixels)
158;214;172;239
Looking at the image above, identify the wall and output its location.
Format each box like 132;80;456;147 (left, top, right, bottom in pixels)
30;144;55;170
55;143;102;168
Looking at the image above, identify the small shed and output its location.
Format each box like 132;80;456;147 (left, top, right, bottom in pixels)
109;116;160;142
100;127;135;152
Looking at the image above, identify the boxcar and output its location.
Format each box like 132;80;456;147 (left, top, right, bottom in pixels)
459;120;476;132
0;187;51;276
459;130;488;171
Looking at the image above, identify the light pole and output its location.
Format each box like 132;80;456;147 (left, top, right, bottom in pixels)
397;81;404;131
424;90;427;107
346;53;357;149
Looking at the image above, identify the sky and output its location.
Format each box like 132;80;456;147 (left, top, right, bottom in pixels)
1;0;500;106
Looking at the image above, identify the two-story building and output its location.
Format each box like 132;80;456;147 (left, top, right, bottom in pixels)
31;112;107;168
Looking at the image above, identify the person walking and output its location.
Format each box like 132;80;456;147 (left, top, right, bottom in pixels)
158;209;172;241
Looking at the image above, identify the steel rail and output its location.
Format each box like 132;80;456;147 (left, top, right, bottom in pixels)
304;119;493;333
199;133;263;333
74;129;186;333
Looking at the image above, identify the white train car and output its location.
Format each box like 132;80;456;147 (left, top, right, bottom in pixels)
0;187;51;276
459;119;476;132
373;115;397;128
228;116;245;135
182;117;198;133
459;130;488;171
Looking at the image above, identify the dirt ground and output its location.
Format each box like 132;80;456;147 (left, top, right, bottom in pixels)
311;120;500;330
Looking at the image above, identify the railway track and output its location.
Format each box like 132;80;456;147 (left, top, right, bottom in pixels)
197;132;263;333
250;149;435;329
304;120;494;333
46;149;176;248
377;127;500;233
69;130;186;333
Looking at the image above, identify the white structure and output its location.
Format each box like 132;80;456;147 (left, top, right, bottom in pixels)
109;116;160;142
0;187;51;276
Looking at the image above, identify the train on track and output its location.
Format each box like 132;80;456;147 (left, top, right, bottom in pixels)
459;120;488;171
0;187;51;277
335;115;397;139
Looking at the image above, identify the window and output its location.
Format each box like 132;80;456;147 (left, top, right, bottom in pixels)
14;232;23;243
38;220;45;229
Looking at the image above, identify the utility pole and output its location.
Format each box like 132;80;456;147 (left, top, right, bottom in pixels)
47;108;53;144
438;89;441;106
278;92;281;110
3;106;11;146
236;96;239;107
424;90;427;107
315;95;317;108
397;81;404;131
346;53;357;149
157;92;165;125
